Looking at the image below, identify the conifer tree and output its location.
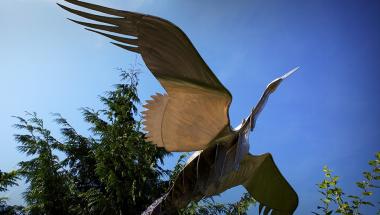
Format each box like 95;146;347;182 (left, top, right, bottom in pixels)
59;67;170;214
80;68;169;214
0;169;23;214
14;112;71;215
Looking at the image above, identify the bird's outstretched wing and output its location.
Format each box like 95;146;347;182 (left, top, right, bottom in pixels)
154;149;298;214
58;0;232;152
205;153;298;214
240;154;298;215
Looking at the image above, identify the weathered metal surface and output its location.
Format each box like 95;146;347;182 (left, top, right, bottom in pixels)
59;1;299;214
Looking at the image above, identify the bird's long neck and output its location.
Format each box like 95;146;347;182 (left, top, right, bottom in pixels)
239;67;299;133
240;87;274;133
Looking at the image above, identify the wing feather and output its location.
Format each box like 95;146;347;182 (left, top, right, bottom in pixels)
142;93;168;147
59;0;232;151
142;83;230;152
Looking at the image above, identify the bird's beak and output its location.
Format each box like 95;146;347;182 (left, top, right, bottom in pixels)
280;66;300;80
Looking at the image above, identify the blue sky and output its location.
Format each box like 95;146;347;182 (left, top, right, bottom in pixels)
1;0;380;214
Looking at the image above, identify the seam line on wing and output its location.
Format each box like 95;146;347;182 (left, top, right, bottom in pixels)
160;94;170;149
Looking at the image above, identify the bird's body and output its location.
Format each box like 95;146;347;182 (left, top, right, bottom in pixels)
142;70;299;214
58;1;299;214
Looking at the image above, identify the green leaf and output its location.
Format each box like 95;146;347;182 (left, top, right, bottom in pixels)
374;168;380;173
348;195;359;199
362;191;373;196
369;160;377;167
319;181;328;189
356;182;366;189
323;166;331;173
363;171;372;180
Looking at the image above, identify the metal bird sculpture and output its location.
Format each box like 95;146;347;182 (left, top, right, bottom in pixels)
58;1;299;214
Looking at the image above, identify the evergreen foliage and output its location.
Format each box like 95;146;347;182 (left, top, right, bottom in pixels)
0;170;18;193
0;169;23;214
13;112;72;215
72;68;170;214
13;67;170;215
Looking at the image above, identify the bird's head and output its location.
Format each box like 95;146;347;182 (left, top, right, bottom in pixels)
266;78;283;93
267;66;299;93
